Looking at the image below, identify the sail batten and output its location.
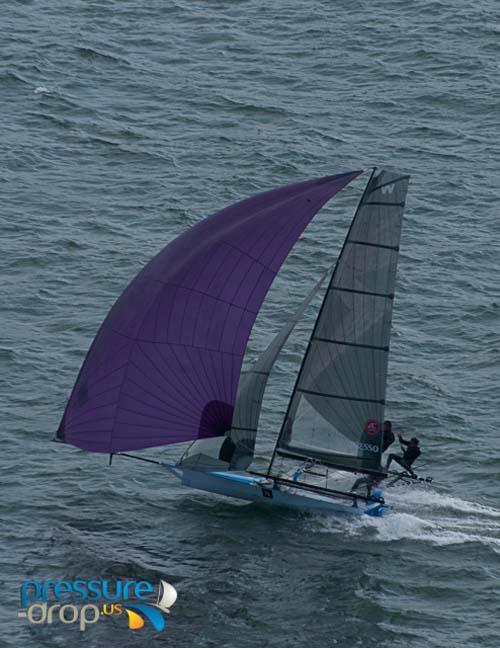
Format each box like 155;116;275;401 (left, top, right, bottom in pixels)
331;286;394;298
57;171;361;453
297;388;385;404
312;337;389;352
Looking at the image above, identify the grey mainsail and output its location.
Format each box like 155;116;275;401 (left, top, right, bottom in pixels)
273;169;410;476
179;271;329;471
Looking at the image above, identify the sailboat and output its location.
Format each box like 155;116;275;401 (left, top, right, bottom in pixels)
156;580;177;614
56;168;410;516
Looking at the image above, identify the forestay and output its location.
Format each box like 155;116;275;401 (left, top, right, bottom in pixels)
275;169;410;475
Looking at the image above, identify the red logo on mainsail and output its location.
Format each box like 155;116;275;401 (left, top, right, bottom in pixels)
364;419;380;436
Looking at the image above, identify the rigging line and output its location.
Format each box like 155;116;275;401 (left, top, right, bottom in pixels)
112;452;165;466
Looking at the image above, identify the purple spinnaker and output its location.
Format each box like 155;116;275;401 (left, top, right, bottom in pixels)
57;171;361;453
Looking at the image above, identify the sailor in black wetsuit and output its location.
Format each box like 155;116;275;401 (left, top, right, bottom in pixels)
385;434;421;476
382;420;395;453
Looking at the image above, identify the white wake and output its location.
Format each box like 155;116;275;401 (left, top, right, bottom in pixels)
314;485;500;552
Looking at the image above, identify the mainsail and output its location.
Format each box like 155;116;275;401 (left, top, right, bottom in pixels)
156;580;177;613
179;269;329;471
56;171;361;453
273;169;409;476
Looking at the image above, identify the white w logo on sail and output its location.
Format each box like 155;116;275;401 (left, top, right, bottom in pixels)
381;184;395;194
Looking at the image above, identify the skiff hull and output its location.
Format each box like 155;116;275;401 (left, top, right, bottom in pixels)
165;465;384;517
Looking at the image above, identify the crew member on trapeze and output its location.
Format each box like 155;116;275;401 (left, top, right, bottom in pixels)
385;434;421;476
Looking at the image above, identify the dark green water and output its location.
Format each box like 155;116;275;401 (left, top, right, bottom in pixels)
2;1;499;646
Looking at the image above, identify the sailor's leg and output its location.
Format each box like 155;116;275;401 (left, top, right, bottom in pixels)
393;457;415;477
386;454;397;471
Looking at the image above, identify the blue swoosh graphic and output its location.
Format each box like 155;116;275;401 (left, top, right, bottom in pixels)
126;604;166;631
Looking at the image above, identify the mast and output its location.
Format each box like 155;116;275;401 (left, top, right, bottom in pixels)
268;168;410;477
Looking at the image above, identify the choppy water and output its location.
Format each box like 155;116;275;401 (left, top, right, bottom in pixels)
2;1;499;646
